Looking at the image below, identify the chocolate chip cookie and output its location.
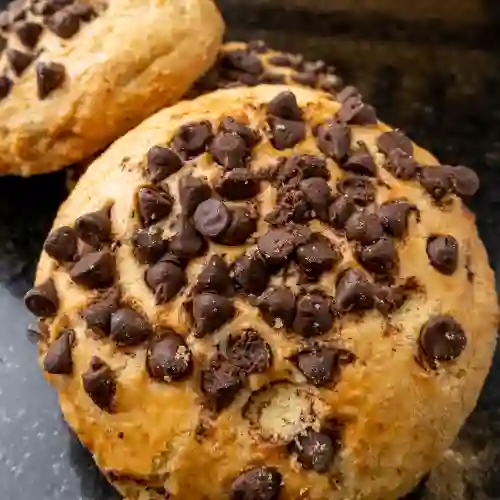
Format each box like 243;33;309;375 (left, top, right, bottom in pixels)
0;0;223;176
26;85;498;500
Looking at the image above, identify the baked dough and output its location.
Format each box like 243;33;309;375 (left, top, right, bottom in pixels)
0;0;223;176
25;85;498;500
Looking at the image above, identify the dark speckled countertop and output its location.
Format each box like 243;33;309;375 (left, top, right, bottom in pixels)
1;1;500;499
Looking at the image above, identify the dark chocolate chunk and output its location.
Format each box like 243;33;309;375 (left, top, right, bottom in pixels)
110;308;153;346
418;167;452;200
447;165;480;197
46;10;80;39
173;120;213;160
377;130;413;156
268;116;306;150
43;329;74;375
231;251;269;295
278;154;329;184
247;40;268;53
146;146;183;182
220;117;260;148
338;96;377;125
260;71;286;84
169;220;207;260
258;286;295;329
145;260;185;304
316;120;351;161
378;200;418;238
221;49;263;75
81;288;120;337
16;21;42;48
194;255;231;294
192;293;234;337
230;467;282;500
82;356;116;411
337;175;375;206
426;235;459;275
6;48;33;76
202;360;242;412
44;225;77;262
300;177;332;220
24;278;59;317
328;195;356;229
218;205;257;245
0;75;12;100
210;132;248;170
146;330;192;382
193;198;230;238
178;175;211;216
267;90;302;120
215;168;260;200
265;187;310;226
137;187;173;227
345;210;384;245
292;429;338;473
357;237;398;275
419;315;467;366
69;250;114;289
296;236;340;278
131;226;168;264
75;206;112;249
342;142;376;176
292;71;318;86
225;330;271;375
385;149;418;180
257;228;296;267
335;268;374;312
294;294;333;337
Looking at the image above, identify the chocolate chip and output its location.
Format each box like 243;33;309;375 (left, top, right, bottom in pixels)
373;283;409;315
137;187;173;226
447;165;480;197
230;467;282;500
131;226;167;264
419;316;467;366
247;40;268;53
225;330;271;375
210;132;248;170
265;187;310;226
267;91;302;121
377;130;413;156
218;206;257;245
193;198;230;238
202;360;242;412
69;250;114;289
69;2;95;21
81;288;120;337
337;97;377;125
426;235;459;275
258;286;295;329
315;120;351;161
43;329;74;375
328;195;356;229
16;21;42;48
335;268;374;312
82;356;116;411
178;175;211;216
169;220;207;260
75;206;111;248
37;0;73;15
268;53;294;67
146;146;183;182
220;117;260;148
337;85;362;103
300;177;332;220
278;154;329;184
192;293;234;337
0;75;12;100
257;228;296;267
194;255;231;294
145;260;185;304
215;169;260;200
25;278;59;317
378;200;418;238
294;294;333;337
345;210;384;245
260;72;285;84
337;175;375;206
6;48;33;76
27;321;49;344
296;236;340;278
342;142;376;176
173;121;213;160
418;167;452;200
292;72;318;87
46;10;80;39
44;225;77;262
385;149;418;180
147;330;192;382
110;308;153;346
303;59;328;73
268;116;306;150
357;238;398;275
231;251;269;295
221;49;263;75
292;429;337;473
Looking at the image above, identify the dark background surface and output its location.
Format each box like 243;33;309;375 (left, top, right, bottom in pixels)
1;1;500;499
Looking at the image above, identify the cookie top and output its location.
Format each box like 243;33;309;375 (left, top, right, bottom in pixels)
26;85;498;500
0;0;223;176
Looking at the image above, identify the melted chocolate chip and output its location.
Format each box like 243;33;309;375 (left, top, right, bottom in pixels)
220;117;260;147
268;116;306;150
294;294;333;337
426;235;459;275
335;268;374;312
194;255;231;294
210;132;248;170
145;260;185;304
328;195;356;230
147;330;192;382
110;308;153;346
292;429;338;473
300;177;332;220
192;293;234;337
69;250;114;289
377;130;413;156
265;187;310;226
0;75;12;100
16;21;42;48
46;9;80;39
419;316;467;366
418;167;452;200
24;279;59;317
258;286;296;329
378;200;418;238
447;165;480;197
296;236;340;278
82;356;115;411
345;210;384;245
316;120;351;161
173;121;213;160
202;359;242;412
44;225;77;262
338;96;377;125
278;154;329;184
215;168;260;200
43;329;74;374
257;228;296;267
337;175;375;206
137;187;174;226
131;226;168;264
357;237;398;274
169;220;207;260
218;205;257;245
224;330;271;375
221;49;263;75
146;146;183;183
267;90;302;121
178;175;211;216
385;149;418;180
292;71;318;86
6;48;33;75
231;251;269;295
230;467;282;500
81;288;119;337
342;142;376;176
75;206;111;249
373;283;410;315
193;198;230;238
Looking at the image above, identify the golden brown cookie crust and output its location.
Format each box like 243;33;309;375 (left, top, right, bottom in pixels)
0;0;223;176
29;85;498;500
